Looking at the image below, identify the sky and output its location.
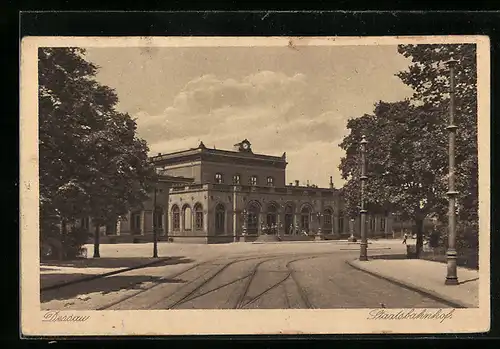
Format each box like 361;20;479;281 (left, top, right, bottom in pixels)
84;44;414;188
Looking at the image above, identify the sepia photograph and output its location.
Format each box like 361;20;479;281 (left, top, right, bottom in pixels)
20;36;490;335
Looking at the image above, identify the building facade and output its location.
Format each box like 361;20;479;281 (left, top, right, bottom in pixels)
85;139;393;244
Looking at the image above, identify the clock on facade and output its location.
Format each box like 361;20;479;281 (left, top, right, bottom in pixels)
240;139;252;152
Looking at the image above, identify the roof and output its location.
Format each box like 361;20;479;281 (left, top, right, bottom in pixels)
150;141;287;166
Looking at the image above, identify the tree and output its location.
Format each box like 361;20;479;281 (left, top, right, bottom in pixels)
39;48;156;259
339;101;448;258
397;44;478;225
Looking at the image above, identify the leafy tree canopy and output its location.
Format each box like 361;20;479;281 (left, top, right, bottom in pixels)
39;48;156;252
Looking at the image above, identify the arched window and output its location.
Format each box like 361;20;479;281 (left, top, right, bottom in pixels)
338;213;344;233
183;205;192;231
215;204;225;234
131;211;142;234
232;174;241;185
194;203;203;230
215;173;224;184
266;204;278;232
249;175;258;186
267;176;274;186
247;203;260;233
380;217;386;231
323;208;333;229
300;206;311;232
284;205;294;234
171;205;180;231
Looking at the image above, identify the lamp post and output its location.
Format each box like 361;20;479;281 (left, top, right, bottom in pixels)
152;186;159;258
445;59;459;285
349;218;356;242
315;212;323;241
359;135;368;261
241;209;248;241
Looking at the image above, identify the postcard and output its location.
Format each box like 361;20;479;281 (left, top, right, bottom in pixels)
20;35;490;336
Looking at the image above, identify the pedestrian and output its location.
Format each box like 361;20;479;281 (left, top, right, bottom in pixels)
402;232;408;245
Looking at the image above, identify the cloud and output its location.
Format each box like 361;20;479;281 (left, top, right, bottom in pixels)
136;71;346;160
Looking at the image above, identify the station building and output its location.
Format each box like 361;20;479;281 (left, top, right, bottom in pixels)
86;139;393;244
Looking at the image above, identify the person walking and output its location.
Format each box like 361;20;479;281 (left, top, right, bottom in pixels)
402;232;408;245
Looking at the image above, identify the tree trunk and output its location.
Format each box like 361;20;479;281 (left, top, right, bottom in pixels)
59;219;67;260
415;217;424;259
93;224;101;258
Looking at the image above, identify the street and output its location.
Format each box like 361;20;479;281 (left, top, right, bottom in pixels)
41;241;449;310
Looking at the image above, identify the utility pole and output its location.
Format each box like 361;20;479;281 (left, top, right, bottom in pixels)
359;135;368;261
445;59;459;285
152;185;158;258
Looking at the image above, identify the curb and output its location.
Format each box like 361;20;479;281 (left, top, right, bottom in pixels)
41;257;169;292
345;259;471;308
339;247;392;251
251;240;374;245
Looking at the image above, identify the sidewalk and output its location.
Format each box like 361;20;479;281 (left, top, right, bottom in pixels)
40;257;171;290
347;258;479;308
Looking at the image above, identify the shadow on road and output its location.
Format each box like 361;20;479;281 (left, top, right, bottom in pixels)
41;274;190;302
41;256;194;269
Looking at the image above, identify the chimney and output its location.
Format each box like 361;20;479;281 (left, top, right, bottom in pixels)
157;152;162;156
294;180;299;186
306;180;310;187
329;176;334;189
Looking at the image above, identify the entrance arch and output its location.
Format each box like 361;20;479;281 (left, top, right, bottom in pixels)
246;201;261;234
284;204;294;234
266;203;278;234
300;206;311;233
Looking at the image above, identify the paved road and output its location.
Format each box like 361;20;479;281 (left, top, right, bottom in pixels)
41;243;448;310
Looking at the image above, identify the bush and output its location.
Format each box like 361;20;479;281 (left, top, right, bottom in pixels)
61;226;90;259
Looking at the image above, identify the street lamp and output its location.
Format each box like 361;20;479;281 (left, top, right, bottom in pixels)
241;209;248;241
349;218;356;242
152;186;159;258
315;212;323;241
359;135;368;261
445;59;459;285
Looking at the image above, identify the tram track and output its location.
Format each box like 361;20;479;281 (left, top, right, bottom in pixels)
99;251;334;310
97;252;289;310
237;254;319;309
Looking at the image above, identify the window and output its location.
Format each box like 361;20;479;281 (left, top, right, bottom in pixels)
369;217;376;231
232;174;241;185
215;204;225;234
172;205;180;231
338;215;344;233
267;176;274;186
215;173;224;184
323;209;333;227
380;217;386;231
131;212;141;230
195;204;203;230
249;175;258;186
183;205;192;230
301;207;311;232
